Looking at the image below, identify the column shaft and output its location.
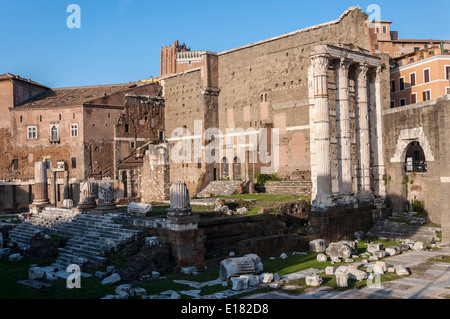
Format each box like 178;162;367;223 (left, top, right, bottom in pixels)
355;64;373;201
334;58;354;204
311;54;334;207
32;161;49;205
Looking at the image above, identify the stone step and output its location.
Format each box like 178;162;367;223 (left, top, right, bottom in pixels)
58;247;110;261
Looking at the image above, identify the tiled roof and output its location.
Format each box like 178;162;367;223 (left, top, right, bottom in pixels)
0;72;49;89
15;82;149;109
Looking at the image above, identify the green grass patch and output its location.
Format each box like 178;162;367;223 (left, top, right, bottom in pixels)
220;194;310;203
0;215;21;224
429;255;450;263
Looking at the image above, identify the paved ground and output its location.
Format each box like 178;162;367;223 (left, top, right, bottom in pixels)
244;244;450;299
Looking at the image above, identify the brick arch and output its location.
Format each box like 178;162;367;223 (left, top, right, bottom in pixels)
390;127;435;163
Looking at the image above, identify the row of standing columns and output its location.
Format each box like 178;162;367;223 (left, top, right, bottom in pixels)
311;50;386;209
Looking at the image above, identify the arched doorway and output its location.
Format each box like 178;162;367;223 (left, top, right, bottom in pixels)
404;141;427;173
403;141;428;212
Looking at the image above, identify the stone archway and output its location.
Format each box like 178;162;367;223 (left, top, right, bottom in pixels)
390;127;435;163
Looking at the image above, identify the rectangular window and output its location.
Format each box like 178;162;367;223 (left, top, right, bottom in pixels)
424;69;430;83
399;77;405;91
159;130;165;141
130;141;136;149
410;73;416;87
446;87;450;95
71;157;77;169
411;93;417;104
446;66;450;80
400;98;406;106
390;80;396;93
383;26;387;33
12;159;19;171
390;100;395;108
423;90;431;101
70;123;78;137
45;159;51;170
27;126;37;140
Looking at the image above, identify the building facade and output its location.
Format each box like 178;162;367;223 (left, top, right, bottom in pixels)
390;46;450;107
0;75;161;210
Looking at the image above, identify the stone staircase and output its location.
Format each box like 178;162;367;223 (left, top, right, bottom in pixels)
196;180;242;198
8;207;141;271
368;213;441;243
257;180;312;196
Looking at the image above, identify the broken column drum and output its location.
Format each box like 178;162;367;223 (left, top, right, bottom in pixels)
77;181;96;209
168;181;192;216
32;161;50;205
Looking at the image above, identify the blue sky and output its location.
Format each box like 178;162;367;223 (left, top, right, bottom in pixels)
0;0;448;88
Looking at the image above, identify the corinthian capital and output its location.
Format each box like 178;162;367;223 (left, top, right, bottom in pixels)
334;57;352;78
355;63;369;84
311;54;330;75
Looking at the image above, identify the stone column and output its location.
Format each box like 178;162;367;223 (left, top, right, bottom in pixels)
334;58;354;204
355;63;373;201
311;54;335;208
126;170;133;198
63;171;70;200
77;181;96;210
51;171;57;205
369;67;387;198
168;181;192;216
32;161;50;205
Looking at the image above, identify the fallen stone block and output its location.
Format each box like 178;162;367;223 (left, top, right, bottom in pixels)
385;247;399;256
115;284;132;295
325;266;335;275
280;253;288;260
102;273;121;286
309;239;326;253
305;275;323;287
28;267;45;281
317;254;328;262
335;272;348;288
395;265;410;276
367;243;383;254
236;207;248;215
95;271;107;278
231;277;245;291
219;257;256;280
372;250;386;259
240;275;260;287
9;253;22;263
326;242;354;259
260;273;274;284
346;268;368;281
412;241;425;251
128;202;152;217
